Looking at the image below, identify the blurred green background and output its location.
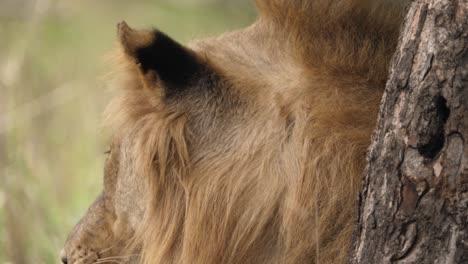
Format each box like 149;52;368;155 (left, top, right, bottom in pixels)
0;0;255;262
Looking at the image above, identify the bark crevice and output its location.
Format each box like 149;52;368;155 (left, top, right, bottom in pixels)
347;0;467;263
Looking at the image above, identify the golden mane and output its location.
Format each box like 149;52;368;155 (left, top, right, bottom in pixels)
100;1;407;263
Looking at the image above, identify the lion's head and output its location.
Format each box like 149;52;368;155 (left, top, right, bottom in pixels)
62;1;404;263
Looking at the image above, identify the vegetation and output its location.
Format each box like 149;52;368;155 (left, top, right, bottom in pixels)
0;0;254;262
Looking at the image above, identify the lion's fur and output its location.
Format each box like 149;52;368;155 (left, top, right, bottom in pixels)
98;1;407;263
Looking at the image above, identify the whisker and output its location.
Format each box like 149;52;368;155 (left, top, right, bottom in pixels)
98;240;122;255
95;254;139;264
98;254;139;260
94;260;123;264
98;245;116;255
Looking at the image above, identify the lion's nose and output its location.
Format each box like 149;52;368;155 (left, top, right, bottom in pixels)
60;249;68;264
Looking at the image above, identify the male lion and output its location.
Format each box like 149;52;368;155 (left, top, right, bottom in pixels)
62;0;408;263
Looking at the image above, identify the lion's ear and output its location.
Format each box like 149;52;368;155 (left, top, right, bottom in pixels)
117;21;205;96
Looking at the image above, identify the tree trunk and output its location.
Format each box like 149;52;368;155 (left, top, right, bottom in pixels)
347;0;467;263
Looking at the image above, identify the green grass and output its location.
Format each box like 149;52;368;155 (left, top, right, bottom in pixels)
0;0;255;262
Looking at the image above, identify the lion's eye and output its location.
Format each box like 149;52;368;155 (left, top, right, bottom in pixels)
104;148;111;155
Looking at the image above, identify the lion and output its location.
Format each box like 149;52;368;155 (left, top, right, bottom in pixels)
62;0;408;263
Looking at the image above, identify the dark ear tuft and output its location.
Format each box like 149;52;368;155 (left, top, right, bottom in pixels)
117;21;205;96
135;31;203;90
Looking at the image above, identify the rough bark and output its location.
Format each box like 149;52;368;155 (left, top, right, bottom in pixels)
347;0;468;263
